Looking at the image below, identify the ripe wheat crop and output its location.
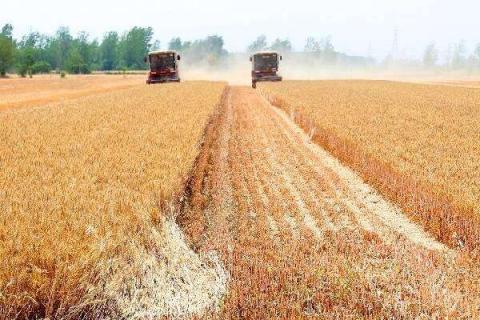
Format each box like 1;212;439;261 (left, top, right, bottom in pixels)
183;86;480;319
0;81;226;318
260;80;480;253
0;74;144;112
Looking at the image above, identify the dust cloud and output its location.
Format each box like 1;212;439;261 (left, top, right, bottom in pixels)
179;53;480;84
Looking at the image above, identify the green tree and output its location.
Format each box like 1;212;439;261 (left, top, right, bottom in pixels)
305;36;337;63
474;43;480;69
0;24;15;76
270;38;292;53
423;43;438;68
1;24;13;38
16;32;50;76
99;32;119;70
31;61;51;74
321;36;337;63
248;35;267;52
88;39;100;70
151;40;161;51
168;37;183;51
452;40;467;69
118;27;153;69
305;37;321;52
65;47;89;74
203;35;226;57
181;35;227;65
73;32;95;72
54;27;73;70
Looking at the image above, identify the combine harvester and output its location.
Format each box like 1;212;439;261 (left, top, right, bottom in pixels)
250;51;283;88
145;50;181;84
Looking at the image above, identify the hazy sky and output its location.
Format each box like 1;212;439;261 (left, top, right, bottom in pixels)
2;0;479;59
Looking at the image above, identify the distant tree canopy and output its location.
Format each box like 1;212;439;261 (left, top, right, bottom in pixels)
1;24;480;75
0;25;231;75
168;37;183;52
305;36;337;63
99;31;119;71
423;43;439;68
475;44;480;68
0;24;15;76
451;40;467;69
247;35;268;52
117;27;153;70
270;38;292;53
247;35;292;54
0;25;157;75
168;35;228;65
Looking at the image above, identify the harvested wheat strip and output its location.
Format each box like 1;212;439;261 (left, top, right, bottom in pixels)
248;100;325;243
230;93;283;251
359;186;448;251
284;213;300;240
323;197;356;230
248;146;287;245
268;97;447;252
264;96;415;237
268;150;326;241
313;198;338;232
302;212;324;241
339;194;375;233
264;94;414;238
309;139;445;250
260;130;322;241
236;92;302;245
260;96;366;234
266;126;337;236
249;145;284;244
246;153;293;245
267;214;280;239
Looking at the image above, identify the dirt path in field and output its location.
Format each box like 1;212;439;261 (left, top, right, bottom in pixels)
181;86;479;319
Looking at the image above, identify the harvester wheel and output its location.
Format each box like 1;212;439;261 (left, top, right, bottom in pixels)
252;81;257;89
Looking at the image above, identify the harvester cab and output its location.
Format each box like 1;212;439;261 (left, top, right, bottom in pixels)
250;51;283;88
145;50;181;84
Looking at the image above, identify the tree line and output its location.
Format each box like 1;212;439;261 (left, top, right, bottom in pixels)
0;24;229;76
0;25;376;77
2;24;480;77
422;41;480;70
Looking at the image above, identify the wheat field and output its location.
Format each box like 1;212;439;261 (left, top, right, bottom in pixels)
0;81;227;318
181;86;480;319
3;77;480;319
260;80;480;253
0;74;144;112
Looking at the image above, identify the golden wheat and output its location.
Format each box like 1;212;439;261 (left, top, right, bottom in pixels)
0;74;145;112
260;80;480;252
183;87;480;319
0;81;226;318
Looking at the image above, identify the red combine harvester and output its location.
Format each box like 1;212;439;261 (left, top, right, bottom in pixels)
250;51;283;88
145;50;181;84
